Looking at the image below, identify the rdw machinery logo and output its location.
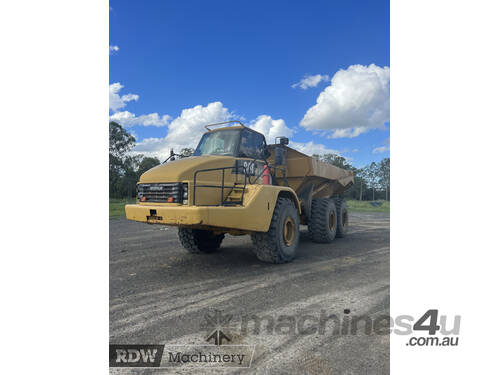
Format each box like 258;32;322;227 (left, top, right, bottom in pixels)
109;345;164;367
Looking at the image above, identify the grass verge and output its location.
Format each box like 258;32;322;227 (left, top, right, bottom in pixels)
347;199;390;213
110;198;136;218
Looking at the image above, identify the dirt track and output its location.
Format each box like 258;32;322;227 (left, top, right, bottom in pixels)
110;211;389;374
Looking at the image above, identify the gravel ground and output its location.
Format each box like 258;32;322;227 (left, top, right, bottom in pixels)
110;211;389;374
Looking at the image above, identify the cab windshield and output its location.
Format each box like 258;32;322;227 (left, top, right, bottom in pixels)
193;129;241;156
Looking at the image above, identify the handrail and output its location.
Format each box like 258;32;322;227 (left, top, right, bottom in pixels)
192;160;287;206
193;166;248;206
204;120;245;131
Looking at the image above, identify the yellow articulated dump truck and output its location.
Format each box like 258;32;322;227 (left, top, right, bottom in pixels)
125;121;354;264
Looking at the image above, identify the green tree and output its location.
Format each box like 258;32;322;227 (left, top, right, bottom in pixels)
109;121;136;198
119;155;142;198
137;156;161;176
377;158;390;200
356;167;368;201
109;121;135;160
108;122;162;198
365;162;379;201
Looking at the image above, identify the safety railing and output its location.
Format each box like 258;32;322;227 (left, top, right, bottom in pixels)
192;161;287;207
193;166;247;206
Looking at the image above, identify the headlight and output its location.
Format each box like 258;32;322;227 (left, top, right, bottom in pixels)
182;183;188;204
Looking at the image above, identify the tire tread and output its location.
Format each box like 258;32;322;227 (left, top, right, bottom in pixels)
178;228;224;253
334;197;348;238
308;198;337;243
251;197;298;264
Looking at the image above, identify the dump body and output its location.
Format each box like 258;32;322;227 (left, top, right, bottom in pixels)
267;145;354;198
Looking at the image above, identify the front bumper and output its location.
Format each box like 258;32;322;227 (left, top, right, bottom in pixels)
125;185;297;233
126;204;205;226
125;203;270;232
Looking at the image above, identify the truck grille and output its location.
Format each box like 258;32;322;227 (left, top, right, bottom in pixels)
137;183;183;203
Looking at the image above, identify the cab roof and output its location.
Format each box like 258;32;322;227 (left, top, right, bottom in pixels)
203;121;265;139
207;125;246;132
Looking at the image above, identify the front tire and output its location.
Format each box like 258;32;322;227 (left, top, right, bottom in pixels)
178;228;224;253
251;197;300;264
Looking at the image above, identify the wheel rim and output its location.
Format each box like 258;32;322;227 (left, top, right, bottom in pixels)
283;216;296;246
329;210;336;231
342;209;348;228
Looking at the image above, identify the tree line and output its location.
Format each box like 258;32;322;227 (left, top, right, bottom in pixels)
109;122;193;198
110;121;389;200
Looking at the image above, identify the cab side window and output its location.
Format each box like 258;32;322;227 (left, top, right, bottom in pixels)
239;130;267;160
254;133;267;159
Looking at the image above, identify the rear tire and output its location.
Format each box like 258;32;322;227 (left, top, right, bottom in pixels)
178;228;224;253
308;198;337;243
251;197;299;264
334;197;349;238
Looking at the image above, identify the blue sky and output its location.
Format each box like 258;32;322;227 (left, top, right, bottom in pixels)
110;0;389;167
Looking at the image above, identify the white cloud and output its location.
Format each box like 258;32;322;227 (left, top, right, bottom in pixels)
133;102;232;157
131;137;169;160
372;146;389;154
129;129;138;141
289;141;339;156
300;64;390;138
328;127;369;139
166;102;232;147
109;83;171;127
109;83;138;111
372;138;390;154
248;115;339;156
110;111;171;127
249;115;294;144
292;74;329;89
109;45;119;55
132;108;339;160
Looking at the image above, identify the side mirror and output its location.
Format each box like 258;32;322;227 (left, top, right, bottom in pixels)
275;136;289;145
262;148;271;159
274;147;285;165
